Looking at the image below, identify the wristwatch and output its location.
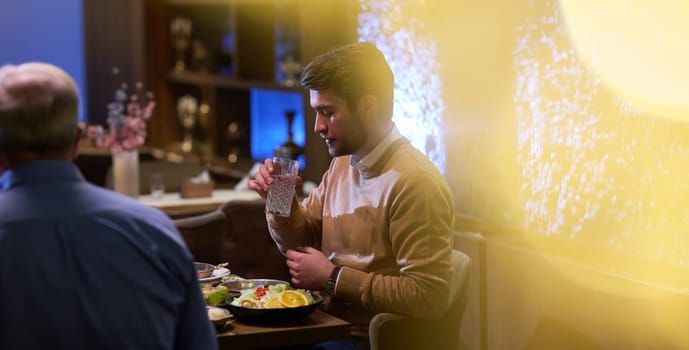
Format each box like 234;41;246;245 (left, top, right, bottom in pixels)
324;266;341;295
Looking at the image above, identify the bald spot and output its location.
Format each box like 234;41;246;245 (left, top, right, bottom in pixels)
0;62;78;114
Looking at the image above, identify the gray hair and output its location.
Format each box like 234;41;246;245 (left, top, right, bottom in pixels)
0;62;79;159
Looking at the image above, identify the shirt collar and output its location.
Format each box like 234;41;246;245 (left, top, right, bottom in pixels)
0;160;83;190
0;170;10;191
350;125;404;172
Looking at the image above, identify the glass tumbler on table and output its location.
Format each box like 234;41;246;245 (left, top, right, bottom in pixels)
265;157;300;217
150;173;165;200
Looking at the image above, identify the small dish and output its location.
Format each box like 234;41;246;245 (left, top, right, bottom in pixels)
198;267;231;283
195;262;215;279
207;306;232;329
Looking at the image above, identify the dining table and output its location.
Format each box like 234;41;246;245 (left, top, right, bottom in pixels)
215;309;351;349
139;189;261;218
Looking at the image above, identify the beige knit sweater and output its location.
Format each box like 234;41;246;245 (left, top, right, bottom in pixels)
267;138;454;336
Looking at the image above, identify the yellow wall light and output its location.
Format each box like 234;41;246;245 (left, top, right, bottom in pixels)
560;0;689;122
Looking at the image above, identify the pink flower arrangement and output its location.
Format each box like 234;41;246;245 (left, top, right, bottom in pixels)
82;82;156;154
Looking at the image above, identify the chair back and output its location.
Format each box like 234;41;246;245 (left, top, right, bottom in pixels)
369;249;472;350
218;199;291;281
173;210;226;264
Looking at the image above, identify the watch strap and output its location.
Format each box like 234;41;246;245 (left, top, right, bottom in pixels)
325;266;341;295
329;266;341;281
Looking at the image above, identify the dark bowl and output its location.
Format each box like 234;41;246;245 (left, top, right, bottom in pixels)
227;292;323;324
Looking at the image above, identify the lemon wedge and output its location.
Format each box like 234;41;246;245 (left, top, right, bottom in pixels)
263;295;283;309
279;290;309;308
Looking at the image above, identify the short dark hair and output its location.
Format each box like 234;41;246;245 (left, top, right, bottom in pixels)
300;42;394;119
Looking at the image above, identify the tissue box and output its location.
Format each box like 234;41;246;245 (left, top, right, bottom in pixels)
180;179;214;198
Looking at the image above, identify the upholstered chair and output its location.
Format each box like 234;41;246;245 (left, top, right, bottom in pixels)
218;199;291;281
172;209;226;264
368;249;472;350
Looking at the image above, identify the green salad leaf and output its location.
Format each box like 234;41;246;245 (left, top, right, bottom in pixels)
206;286;229;306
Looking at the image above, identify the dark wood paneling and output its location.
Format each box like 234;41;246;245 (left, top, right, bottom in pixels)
144;0;179;149
234;3;276;81
214;89;250;160
298;0;358;182
83;0;145;124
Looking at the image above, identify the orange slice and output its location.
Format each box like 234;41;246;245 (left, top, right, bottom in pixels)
279;290;309;308
263;295;284;309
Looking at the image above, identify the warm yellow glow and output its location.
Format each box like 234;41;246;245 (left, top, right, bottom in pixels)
560;0;689;121
514;0;689;268
512;1;689;346
416;0;689;347
358;0;446;173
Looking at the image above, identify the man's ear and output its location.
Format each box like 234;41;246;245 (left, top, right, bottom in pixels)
358;94;378;120
70;126;82;160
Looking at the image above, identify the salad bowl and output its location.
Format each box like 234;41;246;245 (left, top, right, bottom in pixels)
221;279;323;324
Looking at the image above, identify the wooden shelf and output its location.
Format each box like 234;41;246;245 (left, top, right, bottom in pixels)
139;0;359;183
82;0;357;184
167;71;304;93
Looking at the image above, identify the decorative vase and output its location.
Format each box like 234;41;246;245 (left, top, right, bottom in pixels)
112;149;140;197
274;110;303;160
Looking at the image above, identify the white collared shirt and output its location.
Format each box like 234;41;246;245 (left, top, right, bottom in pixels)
350;125;404;173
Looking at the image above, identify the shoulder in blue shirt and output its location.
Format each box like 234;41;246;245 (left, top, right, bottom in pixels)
0;160;217;350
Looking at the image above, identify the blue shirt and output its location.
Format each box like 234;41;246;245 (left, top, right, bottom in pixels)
0;161;217;350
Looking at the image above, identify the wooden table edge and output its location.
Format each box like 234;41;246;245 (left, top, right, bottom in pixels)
216;310;351;349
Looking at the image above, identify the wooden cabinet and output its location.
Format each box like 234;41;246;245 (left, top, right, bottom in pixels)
139;0;358;182
83;0;357;183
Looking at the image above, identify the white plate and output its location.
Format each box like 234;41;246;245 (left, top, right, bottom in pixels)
199;267;231;283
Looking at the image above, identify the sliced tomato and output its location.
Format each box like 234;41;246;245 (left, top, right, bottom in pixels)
240;299;257;308
254;286;269;298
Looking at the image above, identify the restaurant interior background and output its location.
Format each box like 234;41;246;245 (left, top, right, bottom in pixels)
2;0;689;349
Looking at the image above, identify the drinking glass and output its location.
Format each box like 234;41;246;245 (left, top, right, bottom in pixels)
265;157;300;217
150;173;165;200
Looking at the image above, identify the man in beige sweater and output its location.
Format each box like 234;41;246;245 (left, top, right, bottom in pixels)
249;42;454;349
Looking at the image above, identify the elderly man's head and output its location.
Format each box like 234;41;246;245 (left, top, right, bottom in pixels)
0;62;80;167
